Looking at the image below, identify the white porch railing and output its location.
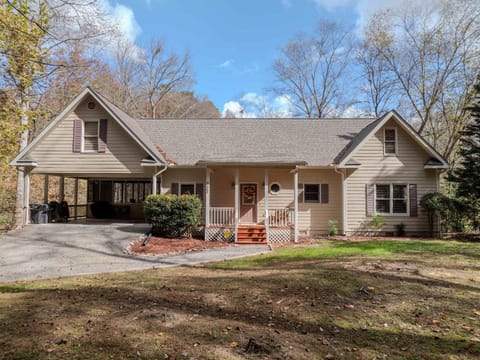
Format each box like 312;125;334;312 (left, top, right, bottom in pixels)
209;207;235;226
267;208;294;227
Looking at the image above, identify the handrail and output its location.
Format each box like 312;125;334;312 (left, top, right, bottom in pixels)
209;207;235;226
267;208;294;227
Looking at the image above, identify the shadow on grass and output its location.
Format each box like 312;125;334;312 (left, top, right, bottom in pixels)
1;263;479;359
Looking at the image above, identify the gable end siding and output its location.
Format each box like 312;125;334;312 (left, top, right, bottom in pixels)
345;119;437;235
29;97;148;175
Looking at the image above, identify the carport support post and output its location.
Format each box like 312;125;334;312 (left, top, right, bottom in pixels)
23;168;31;225
43;175;49;204
59;176;65;201
73;178;79;219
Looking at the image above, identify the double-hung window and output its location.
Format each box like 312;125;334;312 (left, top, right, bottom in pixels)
83;121;99;152
375;184;408;215
384;128;397;155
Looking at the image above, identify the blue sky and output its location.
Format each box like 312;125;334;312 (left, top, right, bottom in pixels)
107;0;408;116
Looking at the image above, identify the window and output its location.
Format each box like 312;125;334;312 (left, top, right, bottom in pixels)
113;181;153;204
384;128;397;155
180;184;195;195
304;184;320;202
270;183;280;194
83;121;99;152
375;184;408;214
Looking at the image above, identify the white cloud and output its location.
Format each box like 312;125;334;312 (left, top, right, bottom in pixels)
222;101;257;118
222;93;295;118
110;3;141;41
311;0;441;32
217;59;235;69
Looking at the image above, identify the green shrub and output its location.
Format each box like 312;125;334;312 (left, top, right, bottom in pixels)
420;192;466;235
144;194;202;238
372;214;384;229
328;220;338;236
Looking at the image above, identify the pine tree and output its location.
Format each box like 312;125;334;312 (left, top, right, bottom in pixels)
448;81;480;230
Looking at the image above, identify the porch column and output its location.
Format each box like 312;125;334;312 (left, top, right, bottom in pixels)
264;169;269;236
205;168;211;227
23;168;31;225
341;169;347;236
293;168;299;243
59;176;65;201
73;178;79;219
234;168;239;243
43;175;49;204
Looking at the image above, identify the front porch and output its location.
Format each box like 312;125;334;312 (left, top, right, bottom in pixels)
203;167;300;243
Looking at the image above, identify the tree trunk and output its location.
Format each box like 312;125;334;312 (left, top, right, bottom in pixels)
14;95;30;228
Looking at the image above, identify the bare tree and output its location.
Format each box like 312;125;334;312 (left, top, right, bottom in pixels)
140;39;194;118
272;20;354;118
356;41;397;117
364;0;480;159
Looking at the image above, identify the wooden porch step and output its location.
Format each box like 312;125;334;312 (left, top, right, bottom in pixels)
236;226;267;244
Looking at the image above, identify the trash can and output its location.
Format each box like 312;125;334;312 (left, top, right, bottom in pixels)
30;204;49;224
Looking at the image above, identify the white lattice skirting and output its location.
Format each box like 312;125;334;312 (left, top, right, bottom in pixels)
205;227;235;242
268;227;293;243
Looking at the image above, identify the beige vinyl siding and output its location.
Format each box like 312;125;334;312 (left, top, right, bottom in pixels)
161;168;206;195
29;96;149;176
208;167;341;233
345;119;437;235
298;169;343;235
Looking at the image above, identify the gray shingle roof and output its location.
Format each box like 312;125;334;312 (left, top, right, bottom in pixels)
135;118;376;166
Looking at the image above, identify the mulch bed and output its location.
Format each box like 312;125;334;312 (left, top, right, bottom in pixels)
128;236;232;256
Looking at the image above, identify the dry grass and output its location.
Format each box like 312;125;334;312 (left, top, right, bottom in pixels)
0;240;479;359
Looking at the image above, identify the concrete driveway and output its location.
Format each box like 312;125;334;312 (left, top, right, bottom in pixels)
0;222;269;283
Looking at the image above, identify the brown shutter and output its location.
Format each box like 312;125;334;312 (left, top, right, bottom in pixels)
72;119;82;153
409;184;418;217
366;184;375;216
171;183;179;195
298;183;304;203
98;119;107;153
321;184;329;204
195;183;204;202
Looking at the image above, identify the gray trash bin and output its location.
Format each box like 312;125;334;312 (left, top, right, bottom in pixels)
30;204;49;224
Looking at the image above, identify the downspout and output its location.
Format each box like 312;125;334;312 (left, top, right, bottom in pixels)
332;164;347;236
152;163;168;195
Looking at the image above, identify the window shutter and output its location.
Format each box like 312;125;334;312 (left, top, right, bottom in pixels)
195;183;204;202
98;119;107;153
171;183;179;195
297;183;304;203
72;119;82;153
366;184;375;216
409;184;418;217
321;184;329;204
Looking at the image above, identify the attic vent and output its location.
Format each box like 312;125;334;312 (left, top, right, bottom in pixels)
87;101;96;110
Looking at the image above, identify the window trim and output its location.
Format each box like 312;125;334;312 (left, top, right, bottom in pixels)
82;120;99;153
374;183;409;216
303;183;320;203
269;182;281;195
384;127;397;156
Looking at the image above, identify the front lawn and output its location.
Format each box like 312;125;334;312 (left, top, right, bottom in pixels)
1;239;479;359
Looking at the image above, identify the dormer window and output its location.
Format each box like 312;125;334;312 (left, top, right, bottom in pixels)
83;121;99;152
384;128;397;155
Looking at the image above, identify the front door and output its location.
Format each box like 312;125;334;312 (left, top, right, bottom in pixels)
240;183;257;223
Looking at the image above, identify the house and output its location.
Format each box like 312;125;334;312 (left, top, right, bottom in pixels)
11;87;448;242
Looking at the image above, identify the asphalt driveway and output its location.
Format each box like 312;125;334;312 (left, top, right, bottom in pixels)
0;222;269;283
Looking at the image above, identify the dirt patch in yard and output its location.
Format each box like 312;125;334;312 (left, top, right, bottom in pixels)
128;236;232;255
